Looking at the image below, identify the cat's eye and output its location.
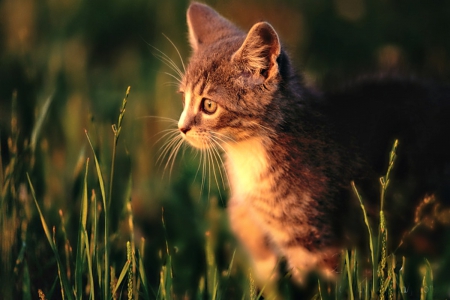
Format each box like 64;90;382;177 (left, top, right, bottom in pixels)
201;98;217;114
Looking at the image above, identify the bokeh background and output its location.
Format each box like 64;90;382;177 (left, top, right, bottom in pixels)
1;0;450;298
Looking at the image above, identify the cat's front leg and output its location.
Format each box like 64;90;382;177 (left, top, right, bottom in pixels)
227;200;280;296
282;244;340;284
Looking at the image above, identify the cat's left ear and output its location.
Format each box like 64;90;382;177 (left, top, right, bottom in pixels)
232;22;281;82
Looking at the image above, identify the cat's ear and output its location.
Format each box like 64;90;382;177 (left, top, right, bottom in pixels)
187;2;240;51
232;22;281;82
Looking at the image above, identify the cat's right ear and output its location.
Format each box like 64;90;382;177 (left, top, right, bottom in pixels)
187;2;239;51
232;22;281;83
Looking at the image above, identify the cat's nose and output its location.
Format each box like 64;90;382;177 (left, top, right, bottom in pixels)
179;126;191;134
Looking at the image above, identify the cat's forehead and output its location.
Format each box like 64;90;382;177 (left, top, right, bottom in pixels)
182;39;242;93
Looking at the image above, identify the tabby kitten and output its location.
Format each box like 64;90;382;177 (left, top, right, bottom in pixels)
175;1;450;289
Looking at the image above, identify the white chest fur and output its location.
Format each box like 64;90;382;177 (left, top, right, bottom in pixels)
224;137;270;202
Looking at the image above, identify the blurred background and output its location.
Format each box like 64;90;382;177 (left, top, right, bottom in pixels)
1;0;450;298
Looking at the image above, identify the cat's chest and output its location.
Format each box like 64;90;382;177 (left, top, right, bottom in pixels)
224;137;272;201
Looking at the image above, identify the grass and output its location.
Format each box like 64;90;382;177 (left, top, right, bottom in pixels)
0;87;445;299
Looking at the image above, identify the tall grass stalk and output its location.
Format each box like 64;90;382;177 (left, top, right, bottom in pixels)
109;86;130;208
85;131;110;298
345;139;409;299
88;86;130;299
158;208;173;300
345;251;355;300
28;173;74;300
351;181;377;296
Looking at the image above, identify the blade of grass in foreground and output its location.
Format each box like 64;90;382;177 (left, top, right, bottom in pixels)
351;181;377;296
112;250;131;296
345;251;355;300
27;173;74;300
81;158;95;298
157;208;174;300
75;158;89;297
85;130;109;299
109;86;130;208
137;238;153;300
421;259;433;300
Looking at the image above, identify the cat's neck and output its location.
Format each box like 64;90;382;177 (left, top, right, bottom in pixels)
224;137;272;199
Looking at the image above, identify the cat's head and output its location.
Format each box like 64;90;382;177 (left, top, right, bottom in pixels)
178;2;288;150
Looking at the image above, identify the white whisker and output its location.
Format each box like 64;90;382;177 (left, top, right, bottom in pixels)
167;138;185;177
136;115;179;125
154;129;180;146
193;148;202;184
163;136;185;178
201;144;207;195
153;52;184;80
164;72;182;84
210;136;229;190
162;33;186;73
207;140;224;199
157;133;183;167
163;81;183;88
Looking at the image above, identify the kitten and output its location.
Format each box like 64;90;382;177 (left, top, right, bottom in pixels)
175;1;450;290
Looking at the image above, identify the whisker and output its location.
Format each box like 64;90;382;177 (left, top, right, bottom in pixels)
136;115;179;124
211;133;235;152
157;132;183;167
206;143;214;200
162;136;184;177
210;137;229;190
153;51;184;80
193;148;202;185
142;35;185;83
162;33;186;73
164;72;182;84
167;137;185;178
154;127;179;142
155;130;179;147
207;140;223;200
201;145;207;195
212;131;237;144
163;81;183;88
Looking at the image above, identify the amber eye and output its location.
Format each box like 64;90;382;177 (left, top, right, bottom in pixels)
201;98;217;114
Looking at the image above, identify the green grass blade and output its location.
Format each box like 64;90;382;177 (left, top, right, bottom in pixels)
90;190;99;291
421;259;433;300
27;173;74;300
22;259;31;300
83;229;95;299
345;251;354;300
84;131;107;209
85;130;109;299
75;158;89;298
30;95;53;153
113;259;131;296
127;241;133;300
109;86;130;209
351;181;377;296
399;257;408;300
137;238;153;300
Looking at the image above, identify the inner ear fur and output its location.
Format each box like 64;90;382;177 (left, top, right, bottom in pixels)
232;22;281;81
